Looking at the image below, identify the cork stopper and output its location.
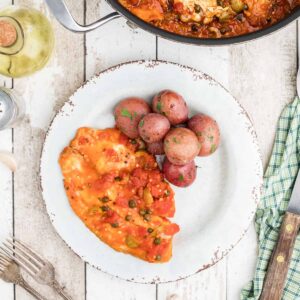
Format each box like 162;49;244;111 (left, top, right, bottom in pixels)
0;20;17;47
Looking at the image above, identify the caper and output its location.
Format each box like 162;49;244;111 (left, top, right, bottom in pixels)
154;237;161;245
145;208;152;214
144;214;151;221
194;4;201;13
101;205;109;212
128;200;137;208
139;209;146;216
164;190;170;196
155;255;161;261
191;24;198;32
130;139;137;144
114;176;122;181
111;222;119;228
147;228;154;233
220;27;227;34
100;196;109;203
125;215;132;221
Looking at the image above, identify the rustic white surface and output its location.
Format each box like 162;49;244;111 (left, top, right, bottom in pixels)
0;0;298;298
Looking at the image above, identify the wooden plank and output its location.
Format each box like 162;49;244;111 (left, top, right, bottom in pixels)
85;0;156;79
12;0;86;299
0;129;13;300
226;23;297;299
157;259;227;300
85;1;157;299
0;1;14;297
157;39;229;300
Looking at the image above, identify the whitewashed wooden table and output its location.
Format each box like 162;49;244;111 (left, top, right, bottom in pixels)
0;0;298;299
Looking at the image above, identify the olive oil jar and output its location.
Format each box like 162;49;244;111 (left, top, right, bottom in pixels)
0;6;54;78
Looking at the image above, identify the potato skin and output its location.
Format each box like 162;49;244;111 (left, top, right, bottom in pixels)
188;113;220;156
147;140;165;155
164;128;200;165
152;90;188;125
138;113;170;143
162;158;196;187
114;97;151;139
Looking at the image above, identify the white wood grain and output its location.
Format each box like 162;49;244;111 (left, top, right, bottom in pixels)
0;1;14;297
157;259;226;300
85;0;156;79
226;23;297;299
0;113;14;300
85;1;157;299
11;0;86;299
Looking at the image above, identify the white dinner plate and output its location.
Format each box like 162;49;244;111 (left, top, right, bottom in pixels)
40;60;263;283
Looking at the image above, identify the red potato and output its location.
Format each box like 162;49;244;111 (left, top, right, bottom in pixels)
164;128;200;165
147;140;165;155
152;90;188;125
138;113;170;143
114;97;151;139
162;158;196;187
188;113;220;156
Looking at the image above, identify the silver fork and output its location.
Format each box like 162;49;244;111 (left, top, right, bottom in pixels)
1;238;72;300
0;253;46;300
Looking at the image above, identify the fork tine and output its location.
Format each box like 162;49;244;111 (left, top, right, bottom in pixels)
0;247;36;277
2;242;40;273
11;238;45;265
6;239;43;268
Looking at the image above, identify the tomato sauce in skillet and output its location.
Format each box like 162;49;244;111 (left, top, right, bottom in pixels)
119;0;296;38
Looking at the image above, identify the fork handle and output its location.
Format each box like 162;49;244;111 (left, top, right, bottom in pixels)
52;279;73;300
17;278;46;300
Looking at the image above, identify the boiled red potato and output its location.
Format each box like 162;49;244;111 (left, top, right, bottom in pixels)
138;113;170;143
162;158;196;187
164;128;200;165
188;113;220;156
147;140;165;155
152;90;188;125
114;97;151;139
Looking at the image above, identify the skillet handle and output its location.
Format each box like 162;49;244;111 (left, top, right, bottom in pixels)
45;0;121;32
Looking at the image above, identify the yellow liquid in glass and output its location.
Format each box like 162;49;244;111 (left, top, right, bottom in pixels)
0;6;54;78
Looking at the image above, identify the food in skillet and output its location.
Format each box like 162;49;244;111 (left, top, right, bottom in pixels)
118;0;295;38
59;128;179;263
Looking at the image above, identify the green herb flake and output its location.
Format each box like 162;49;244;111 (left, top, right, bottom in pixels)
172;137;180;144
156;102;162;112
178;174;184;182
133;112;137;118
210;144;216;153
121;108;133;120
139;119;144;127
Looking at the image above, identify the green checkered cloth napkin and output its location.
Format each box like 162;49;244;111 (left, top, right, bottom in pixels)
241;97;300;300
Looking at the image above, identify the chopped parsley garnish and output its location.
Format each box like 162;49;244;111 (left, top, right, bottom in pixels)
121;108;133;120
178;174;184;182
210;144;216;153
172;137;180;144
156;102;162;112
139;119;144;127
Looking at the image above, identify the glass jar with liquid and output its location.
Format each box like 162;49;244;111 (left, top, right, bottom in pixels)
0;6;54;78
0;87;24;130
